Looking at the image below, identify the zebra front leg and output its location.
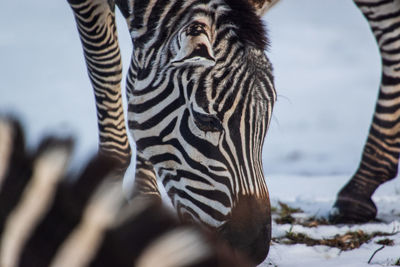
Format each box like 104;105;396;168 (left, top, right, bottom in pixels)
67;0;131;174
331;0;400;223
130;153;161;201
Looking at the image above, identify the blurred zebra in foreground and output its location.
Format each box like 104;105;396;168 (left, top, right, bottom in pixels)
0;117;251;267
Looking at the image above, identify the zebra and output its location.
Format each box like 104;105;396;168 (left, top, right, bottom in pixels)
67;0;276;264
0;116;252;267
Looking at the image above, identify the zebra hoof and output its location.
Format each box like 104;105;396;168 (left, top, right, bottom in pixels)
329;195;377;223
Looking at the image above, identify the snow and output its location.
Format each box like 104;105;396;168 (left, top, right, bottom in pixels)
1;0;400;266
264;174;400;266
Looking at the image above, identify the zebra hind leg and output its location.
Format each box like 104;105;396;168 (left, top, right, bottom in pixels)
330;0;400;223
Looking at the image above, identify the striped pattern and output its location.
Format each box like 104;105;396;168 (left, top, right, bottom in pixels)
124;0;275;228
0;117;251;267
331;0;400;222
68;0;131;171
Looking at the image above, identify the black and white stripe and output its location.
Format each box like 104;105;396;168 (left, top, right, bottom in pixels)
125;0;275;220
122;0;276;263
67;0;132;172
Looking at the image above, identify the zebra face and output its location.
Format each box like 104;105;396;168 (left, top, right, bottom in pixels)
127;0;275;264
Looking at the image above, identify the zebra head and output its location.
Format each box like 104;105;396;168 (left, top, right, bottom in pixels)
127;0;275;263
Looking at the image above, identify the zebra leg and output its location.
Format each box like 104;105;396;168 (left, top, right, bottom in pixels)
331;0;400;223
67;0;131;174
130;153;161;201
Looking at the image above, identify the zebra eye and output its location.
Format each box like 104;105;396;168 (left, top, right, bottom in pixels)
191;108;223;132
171;21;215;67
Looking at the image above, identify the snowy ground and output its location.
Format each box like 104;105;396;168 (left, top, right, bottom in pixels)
263;175;400;267
1;0;400;266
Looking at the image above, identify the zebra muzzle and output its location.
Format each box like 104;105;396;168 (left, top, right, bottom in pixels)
218;194;271;265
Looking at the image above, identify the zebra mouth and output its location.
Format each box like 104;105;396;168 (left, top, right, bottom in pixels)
218;220;270;265
215;195;272;265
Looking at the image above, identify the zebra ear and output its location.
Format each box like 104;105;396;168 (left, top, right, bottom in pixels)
247;0;279;16
172;22;215;67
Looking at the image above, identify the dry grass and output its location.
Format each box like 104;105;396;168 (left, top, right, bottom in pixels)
299;217;331;227
272;202;303;225
272;201;329;227
273;230;396;251
272;202;398;251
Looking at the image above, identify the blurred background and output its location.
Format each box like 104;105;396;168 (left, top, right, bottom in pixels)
264;1;380;176
0;0;392;199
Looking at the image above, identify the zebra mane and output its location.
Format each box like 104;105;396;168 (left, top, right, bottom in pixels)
224;0;269;50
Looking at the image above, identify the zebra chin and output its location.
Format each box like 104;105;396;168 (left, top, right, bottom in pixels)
217;194;271;265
